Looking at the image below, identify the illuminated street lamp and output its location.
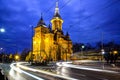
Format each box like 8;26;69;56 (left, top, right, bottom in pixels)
113;51;118;54
101;49;105;69
0;47;3;50
0;28;5;33
81;45;85;58
15;55;19;61
0;48;3;53
101;49;105;55
82;45;85;49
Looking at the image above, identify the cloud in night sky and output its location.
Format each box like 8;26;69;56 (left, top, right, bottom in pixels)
0;0;120;52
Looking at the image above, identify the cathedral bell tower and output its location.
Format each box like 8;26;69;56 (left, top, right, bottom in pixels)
51;2;63;32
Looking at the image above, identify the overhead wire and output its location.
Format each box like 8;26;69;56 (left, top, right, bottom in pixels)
69;0;120;31
60;0;72;10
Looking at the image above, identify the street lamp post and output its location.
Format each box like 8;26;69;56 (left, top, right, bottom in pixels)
101;32;105;69
0;28;5;52
0;48;4;63
101;49;105;69
81;45;85;59
0;28;5;63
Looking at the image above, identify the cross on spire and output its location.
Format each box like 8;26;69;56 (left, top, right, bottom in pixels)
55;1;59;14
56;1;58;8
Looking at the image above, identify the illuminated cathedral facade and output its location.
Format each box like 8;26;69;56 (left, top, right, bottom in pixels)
32;2;72;62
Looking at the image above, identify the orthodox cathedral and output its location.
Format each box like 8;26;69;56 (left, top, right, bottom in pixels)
32;2;72;62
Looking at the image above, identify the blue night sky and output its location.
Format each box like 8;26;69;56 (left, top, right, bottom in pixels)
0;0;120;53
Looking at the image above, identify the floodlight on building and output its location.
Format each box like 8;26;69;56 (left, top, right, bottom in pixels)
33;41;36;44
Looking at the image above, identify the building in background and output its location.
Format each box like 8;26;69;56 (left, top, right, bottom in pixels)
32;2;72;62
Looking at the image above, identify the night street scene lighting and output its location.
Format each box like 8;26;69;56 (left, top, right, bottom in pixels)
0;0;120;80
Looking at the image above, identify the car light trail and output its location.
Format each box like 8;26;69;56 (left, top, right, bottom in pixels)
10;63;22;73
56;62;119;74
16;62;78;80
10;63;44;80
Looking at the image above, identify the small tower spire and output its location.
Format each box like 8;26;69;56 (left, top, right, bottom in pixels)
40;13;43;21
37;13;46;26
66;32;69;36
66;32;70;40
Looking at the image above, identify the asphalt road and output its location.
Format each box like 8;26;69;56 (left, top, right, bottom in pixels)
1;63;53;80
2;62;120;80
56;62;120;80
9;62;76;80
57;66;120;80
9;68;48;80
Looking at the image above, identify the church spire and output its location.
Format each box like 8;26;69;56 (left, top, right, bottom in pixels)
48;24;52;32
51;1;63;31
37;13;46;26
66;32;70;41
53;1;61;19
66;32;69;36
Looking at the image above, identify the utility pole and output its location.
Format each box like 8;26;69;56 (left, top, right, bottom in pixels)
101;32;104;51
101;32;104;69
101;32;104;55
